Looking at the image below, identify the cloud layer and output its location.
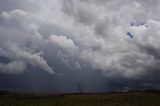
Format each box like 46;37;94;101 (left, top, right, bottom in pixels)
0;0;160;89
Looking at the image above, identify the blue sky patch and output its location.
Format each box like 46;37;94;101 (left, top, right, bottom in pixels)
127;32;134;39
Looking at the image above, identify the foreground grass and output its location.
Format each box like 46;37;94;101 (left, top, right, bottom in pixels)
0;92;160;106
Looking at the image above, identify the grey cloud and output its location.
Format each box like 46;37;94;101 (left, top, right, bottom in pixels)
9;45;55;74
0;61;26;74
0;9;55;74
60;0;160;81
0;0;160;90
62;0;99;25
39;24;69;37
1;0;40;11
0;44;55;74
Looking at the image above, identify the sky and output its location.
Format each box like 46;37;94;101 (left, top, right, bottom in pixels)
0;0;160;93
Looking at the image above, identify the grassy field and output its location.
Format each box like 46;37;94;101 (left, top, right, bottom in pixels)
0;92;160;106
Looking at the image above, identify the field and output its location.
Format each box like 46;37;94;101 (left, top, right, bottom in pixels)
0;92;160;106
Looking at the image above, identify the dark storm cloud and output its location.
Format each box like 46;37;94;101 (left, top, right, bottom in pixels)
0;0;160;91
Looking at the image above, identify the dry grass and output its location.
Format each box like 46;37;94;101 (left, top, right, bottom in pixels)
0;92;160;106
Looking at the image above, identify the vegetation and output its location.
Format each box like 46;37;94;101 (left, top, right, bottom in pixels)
0;90;160;106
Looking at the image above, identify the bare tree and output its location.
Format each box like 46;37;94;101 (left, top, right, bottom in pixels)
77;81;84;94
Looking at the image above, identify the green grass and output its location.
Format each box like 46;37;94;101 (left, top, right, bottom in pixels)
0;92;160;106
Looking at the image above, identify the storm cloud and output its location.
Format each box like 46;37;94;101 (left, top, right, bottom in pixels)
0;0;160;91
